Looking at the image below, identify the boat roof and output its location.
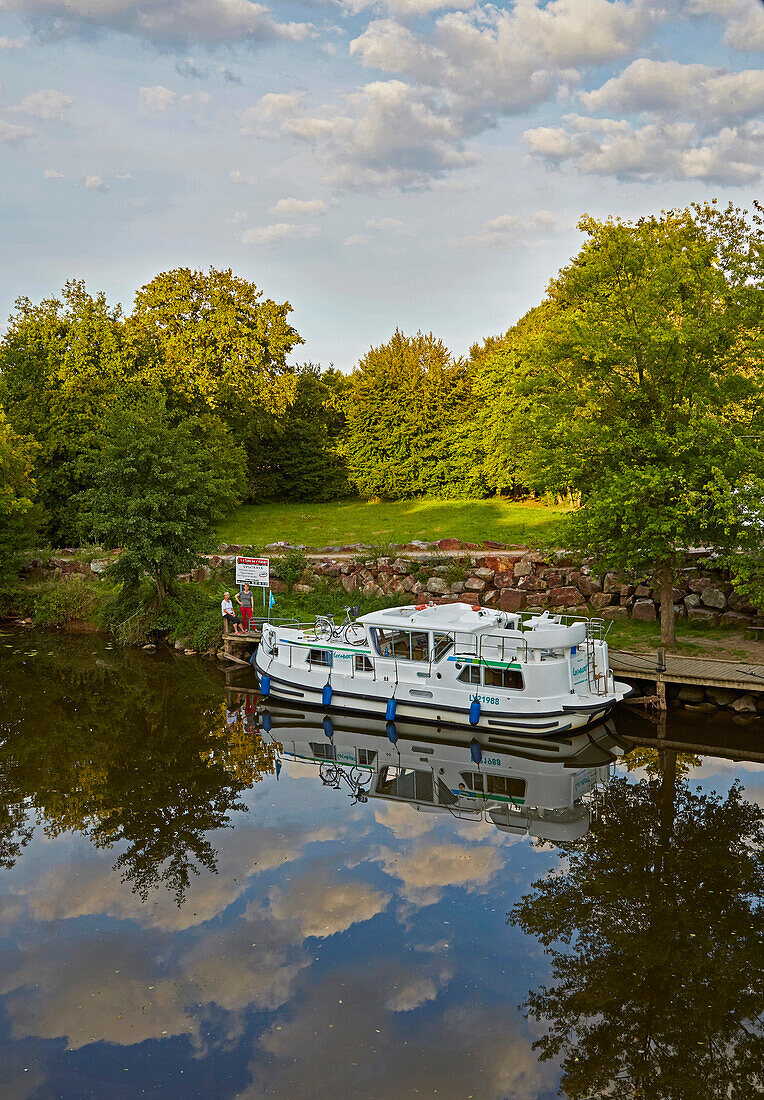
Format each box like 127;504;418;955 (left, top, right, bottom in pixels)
357;602;513;635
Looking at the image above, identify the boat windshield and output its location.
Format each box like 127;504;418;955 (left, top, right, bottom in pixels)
432;632;454;661
375;766;457;806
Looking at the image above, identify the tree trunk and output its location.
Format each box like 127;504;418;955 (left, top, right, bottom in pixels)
658;563;676;648
154;575;167;607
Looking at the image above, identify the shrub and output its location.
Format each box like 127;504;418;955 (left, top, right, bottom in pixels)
34;576;114;627
273;549;308;593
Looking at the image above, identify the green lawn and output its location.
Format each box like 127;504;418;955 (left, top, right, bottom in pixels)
216;498;568;550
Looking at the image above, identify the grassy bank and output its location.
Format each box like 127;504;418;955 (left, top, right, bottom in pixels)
216;498;568;549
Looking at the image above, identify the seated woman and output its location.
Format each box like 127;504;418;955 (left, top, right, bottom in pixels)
221;591;242;634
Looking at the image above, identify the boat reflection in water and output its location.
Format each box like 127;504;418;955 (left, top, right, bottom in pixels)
258;702;627;845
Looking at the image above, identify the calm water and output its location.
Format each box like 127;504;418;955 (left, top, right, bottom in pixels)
1;631;762;1100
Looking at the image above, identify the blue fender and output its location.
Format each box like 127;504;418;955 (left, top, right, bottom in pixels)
323;715;334;739
470;738;482;764
386;721;398;745
469;698;481;726
262;710;272;732
322;682;333;707
385;697;397;722
260;674;270;697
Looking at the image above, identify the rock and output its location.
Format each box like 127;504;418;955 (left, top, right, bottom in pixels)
706;688;739;706
619;584;636;597
484;555;514;573
634;584;652;598
450;581;466;594
684;593;701;609
632;599;657;621
700;586;726;610
689;576;712;594
436;538;464;550
493;573;516;589
548;586;582;607
184;648;196;656
601;606;628;619
51;557;91;576
518;576;548;592
731;694;757;713
405;540;434;551
426;577;449;595
590;592;614;609
543;570;564;588
603;573;620;593
687;607;721;626
142;643;156;651
728;591;756;614
720;611;751;628
525;592;550;608
678;684;706;703
513;560;534;578
363;582;384;598
218;543;229;552
293;583;314;594
391;558;413;574
483;589;498;605
482;540;505;549
412;581;427;596
499;589;525;612
341;573;360;593
269;578;287;594
578;575;603;596
619;595;635;608
174;640;186;650
90;558;110;574
401;575;417;592
683;701;717;713
464;576;487;593
474;567;495;581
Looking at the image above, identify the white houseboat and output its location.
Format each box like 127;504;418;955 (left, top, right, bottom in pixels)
254;603;631;745
259;704;624;843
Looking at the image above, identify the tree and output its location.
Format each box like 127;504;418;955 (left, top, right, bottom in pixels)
81;397;245;604
252;363;352;501
344;329;483;499
500;203;764;644
128;267;304;497
511;762;764;1100
0;408;39;581
0;281;131;543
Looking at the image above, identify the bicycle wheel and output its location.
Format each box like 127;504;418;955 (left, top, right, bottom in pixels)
315;617;333;640
342;623;366;646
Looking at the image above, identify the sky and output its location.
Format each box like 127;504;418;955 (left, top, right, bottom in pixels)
0;0;762;370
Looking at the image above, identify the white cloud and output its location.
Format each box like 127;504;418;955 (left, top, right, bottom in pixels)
3;0;313;48
242;222;320;243
9;89;73;120
342;0;474;13
268;872;391;938
581;58;764;123
180;90;211;108
686;0;764;52
278;79;480;190
525;113;764;184
271;197;327;216
228;210;248;223
84;174;108;191
239;91;306;137
366;216;407;233
376;841;503;905
229;168;258;184
343;233;368;245
455;210;557;248
0;118;34;143
139;85;176;113
0;35;29;48
43;168;64;178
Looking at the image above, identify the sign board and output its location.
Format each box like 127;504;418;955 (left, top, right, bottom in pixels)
235;556;270;587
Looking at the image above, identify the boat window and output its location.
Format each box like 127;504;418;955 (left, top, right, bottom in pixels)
355;654;374;673
432;633;453;661
308;649;333;667
486;775;526;799
461;772;484;792
376;766;434;803
457;664;481;685
484;666;524;689
374;629;429;662
310;742;337;761
357;748;377;767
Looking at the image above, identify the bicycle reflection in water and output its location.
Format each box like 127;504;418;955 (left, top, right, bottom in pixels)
319;760;370;804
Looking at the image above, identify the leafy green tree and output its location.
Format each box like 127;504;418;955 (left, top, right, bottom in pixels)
497;203;764;644
511;759;764;1100
344;329;482;499
128;267;304;497
0;281;131;543
81;397;245;604
0;408;39;580
253;363;352;501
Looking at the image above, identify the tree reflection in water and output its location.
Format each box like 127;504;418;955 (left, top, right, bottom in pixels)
0;647;278;903
510;750;764;1100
